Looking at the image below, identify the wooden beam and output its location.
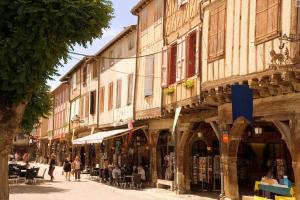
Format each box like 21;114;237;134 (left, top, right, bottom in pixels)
272;120;292;153
209;121;220;141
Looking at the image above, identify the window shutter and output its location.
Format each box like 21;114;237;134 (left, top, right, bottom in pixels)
169;44;177;85
92;62;98;79
144;55;154;96
100;87;105;113
187;31;197;78
127;74;134;105
108;82;114;111
217;4;226;56
195;29;199;74
267;0;279;35
208;9;218;60
90;91;96;115
161;46;168;87
176;38;182;82
80;97;84;118
85;95;89;118
181;37;186;80
116;79;122;108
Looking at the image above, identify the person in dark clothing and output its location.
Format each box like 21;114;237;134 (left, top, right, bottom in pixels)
63;158;72;181
48;154;56;181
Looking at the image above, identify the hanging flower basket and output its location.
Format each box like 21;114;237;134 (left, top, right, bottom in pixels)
164;87;175;95
183;79;195;89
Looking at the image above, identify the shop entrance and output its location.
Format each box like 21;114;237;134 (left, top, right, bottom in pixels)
237;125;295;198
190;139;220;192
156;130;174;180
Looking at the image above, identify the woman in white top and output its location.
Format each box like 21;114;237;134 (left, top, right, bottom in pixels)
72;156;81;181
137;165;146;181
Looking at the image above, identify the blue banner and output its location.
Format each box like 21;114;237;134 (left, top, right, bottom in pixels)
231;84;253;123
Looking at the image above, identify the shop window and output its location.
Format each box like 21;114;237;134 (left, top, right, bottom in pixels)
187;31;197;78
208;1;226;62
168;43;177;85
255;0;280;44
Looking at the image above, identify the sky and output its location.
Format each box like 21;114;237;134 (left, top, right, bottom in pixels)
48;0;140;90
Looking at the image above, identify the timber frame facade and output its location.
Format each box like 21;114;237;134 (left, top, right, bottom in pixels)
33;0;300;199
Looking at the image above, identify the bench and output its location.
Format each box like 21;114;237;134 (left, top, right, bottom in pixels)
156;179;174;191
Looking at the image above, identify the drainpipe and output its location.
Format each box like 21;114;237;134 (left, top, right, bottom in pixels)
133;18;140;123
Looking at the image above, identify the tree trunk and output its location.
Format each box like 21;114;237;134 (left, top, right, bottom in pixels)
0;100;27;200
0;148;9;200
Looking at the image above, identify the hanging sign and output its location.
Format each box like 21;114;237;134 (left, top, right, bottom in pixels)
222;130;229;144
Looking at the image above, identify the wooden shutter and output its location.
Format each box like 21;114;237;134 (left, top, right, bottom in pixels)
255;0;280;43
187;31;197;78
85;95;89;118
127;74;134;105
76;70;80;84
195;29;200;74
108;82;113;110
100;87;105;113
92;62;98;79
161;46;168;87
83;66;87;85
80;97;84;118
90;91;96;115
144;55;154;96
169;44;177;85
116;79;122;108
217;3;226;56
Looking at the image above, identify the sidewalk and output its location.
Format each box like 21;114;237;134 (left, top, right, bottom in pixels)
10;163;218;200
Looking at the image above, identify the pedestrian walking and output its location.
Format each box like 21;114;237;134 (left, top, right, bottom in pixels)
48;154;56;181
72;156;81;181
63;158;72;181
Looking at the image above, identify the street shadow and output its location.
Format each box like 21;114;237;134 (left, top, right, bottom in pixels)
10;185;69;194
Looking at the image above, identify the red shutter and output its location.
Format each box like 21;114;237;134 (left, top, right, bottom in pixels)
176;39;182;82
161;46;168;87
187;31;196;78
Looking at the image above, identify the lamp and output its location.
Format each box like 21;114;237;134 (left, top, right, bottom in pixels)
254;127;263;135
197;132;203;138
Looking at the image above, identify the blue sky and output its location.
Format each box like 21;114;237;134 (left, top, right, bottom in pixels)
48;0;140;90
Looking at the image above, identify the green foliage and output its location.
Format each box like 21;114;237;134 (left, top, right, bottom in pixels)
183;79;195;89
164;87;175;95
21;84;52;134
0;0;113;105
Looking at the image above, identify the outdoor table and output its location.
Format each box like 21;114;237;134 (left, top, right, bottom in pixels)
124;175;134;187
254;181;295;197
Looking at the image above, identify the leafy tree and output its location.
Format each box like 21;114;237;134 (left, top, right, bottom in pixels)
0;1;113;199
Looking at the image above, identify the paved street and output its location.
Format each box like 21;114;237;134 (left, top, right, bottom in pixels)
10;163;218;200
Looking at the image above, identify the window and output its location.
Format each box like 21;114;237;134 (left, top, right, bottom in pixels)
187;31;197;78
255;0;280;44
109;50;114;66
127;74;134;105
83;66;87;86
116;79;122;108
108;82;114;111
144;55;154;96
128;33;135;50
154;0;162;22
72;73;76;90
92;62;98;79
100;58;105;72
76;70;80;84
85;95;89;118
99;87;105;113
208;1;226;62
140;8;148;32
90;91;96;115
169;43;177;85
117;45;122;58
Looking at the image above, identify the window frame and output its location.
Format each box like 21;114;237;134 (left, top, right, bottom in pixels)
255;0;281;45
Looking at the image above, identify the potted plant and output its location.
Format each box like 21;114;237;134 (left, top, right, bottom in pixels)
164;86;175;95
183;79;195;89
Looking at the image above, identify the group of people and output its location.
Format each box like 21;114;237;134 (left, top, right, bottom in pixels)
103;164;146;183
48;154;82;182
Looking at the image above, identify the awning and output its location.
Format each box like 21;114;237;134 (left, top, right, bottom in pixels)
72;128;130;145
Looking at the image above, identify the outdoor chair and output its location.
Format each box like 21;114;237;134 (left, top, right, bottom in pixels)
8;166;20;185
90;168;99;181
25;168;36;184
35;168;46;183
131;174;142;189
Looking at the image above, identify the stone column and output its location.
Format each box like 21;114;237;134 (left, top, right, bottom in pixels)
222;155;239;200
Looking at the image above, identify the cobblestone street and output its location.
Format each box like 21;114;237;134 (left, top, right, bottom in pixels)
9;164;218;200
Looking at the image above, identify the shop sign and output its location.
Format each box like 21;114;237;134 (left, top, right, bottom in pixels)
222;130;229;144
